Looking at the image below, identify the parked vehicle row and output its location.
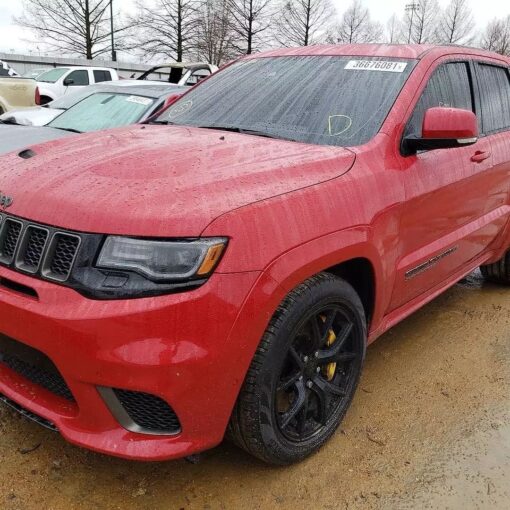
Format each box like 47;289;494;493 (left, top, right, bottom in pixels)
0;81;185;154
0;45;509;467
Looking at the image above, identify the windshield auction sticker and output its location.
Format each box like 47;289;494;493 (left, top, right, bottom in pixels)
126;96;153;106
344;60;408;73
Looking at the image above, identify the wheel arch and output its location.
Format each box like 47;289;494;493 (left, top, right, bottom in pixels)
263;227;383;329
39;95;53;105
220;229;384;439
324;257;376;324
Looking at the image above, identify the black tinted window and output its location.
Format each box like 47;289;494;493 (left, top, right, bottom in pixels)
157;56;415;147
94;70;112;83
406;62;473;137
67;70;89;86
477;64;510;133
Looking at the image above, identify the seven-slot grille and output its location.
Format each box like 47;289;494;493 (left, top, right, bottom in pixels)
0;213;81;282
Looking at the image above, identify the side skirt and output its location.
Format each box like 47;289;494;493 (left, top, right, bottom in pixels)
368;250;495;344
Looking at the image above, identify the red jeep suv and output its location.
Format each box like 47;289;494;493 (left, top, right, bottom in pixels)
0;45;509;465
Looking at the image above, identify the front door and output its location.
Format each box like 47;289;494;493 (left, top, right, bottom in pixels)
390;59;508;311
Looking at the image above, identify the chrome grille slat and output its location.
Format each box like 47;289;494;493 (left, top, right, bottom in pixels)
0;213;81;282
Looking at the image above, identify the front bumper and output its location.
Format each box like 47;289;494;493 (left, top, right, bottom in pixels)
0;265;261;460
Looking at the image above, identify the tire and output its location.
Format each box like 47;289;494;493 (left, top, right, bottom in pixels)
480;250;510;284
228;272;367;465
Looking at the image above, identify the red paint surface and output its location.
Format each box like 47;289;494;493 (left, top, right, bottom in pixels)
0;44;509;460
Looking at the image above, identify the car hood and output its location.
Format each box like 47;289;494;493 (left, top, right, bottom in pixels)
0;107;63;127
0;124;356;237
0;124;74;155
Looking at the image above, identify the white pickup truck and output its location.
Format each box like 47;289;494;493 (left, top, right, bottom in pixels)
37;66;119;104
0;61;38;114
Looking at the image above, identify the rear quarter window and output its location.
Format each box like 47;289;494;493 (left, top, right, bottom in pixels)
94;70;112;83
476;64;510;134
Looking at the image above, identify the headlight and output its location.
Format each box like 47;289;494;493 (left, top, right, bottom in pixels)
96;237;228;282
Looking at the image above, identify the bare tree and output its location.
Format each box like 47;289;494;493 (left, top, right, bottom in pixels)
227;0;273;54
436;0;474;44
386;14;402;44
332;0;383;44
275;0;334;47
15;0;131;59
403;0;440;44
480;16;510;56
130;0;199;62
196;0;236;65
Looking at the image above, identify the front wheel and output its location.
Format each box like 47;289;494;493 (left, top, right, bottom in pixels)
228;273;366;465
480;250;510;284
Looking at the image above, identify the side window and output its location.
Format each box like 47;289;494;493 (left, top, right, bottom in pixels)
67;70;89;86
476;64;510;134
405;62;473;138
93;70;112;83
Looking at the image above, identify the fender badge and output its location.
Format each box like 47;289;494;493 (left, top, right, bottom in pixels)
0;192;13;210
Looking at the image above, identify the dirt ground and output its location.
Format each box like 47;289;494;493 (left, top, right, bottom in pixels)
0;270;509;510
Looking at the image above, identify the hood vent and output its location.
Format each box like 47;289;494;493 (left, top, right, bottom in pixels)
18;149;36;160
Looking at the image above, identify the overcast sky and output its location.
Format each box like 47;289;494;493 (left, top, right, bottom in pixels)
1;0;509;55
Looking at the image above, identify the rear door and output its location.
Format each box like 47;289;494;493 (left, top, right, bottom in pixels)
390;58;507;311
473;62;510;238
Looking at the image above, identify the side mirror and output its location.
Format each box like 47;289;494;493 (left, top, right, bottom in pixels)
403;107;478;154
63;78;74;86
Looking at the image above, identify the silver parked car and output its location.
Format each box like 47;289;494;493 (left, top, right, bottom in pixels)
0;82;185;155
0;80;186;127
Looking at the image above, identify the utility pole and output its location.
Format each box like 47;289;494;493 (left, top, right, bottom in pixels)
110;0;117;62
405;2;420;44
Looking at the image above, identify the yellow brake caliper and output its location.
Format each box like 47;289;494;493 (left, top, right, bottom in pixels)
320;316;337;381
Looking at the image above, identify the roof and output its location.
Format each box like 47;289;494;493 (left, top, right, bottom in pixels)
49;65;117;71
147;62;212;69
86;82;186;98
249;44;510;62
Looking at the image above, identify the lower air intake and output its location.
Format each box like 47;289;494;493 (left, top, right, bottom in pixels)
113;389;181;434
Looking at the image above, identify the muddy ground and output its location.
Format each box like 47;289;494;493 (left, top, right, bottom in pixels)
0;271;509;510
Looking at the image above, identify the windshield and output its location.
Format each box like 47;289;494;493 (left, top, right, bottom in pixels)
48;92;155;132
157;56;415;147
23;69;45;79
38;68;70;83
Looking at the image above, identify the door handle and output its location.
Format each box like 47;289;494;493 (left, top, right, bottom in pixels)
471;150;491;163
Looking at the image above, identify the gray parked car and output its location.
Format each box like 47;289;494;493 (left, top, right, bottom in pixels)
0;82;185;155
0;80;185;127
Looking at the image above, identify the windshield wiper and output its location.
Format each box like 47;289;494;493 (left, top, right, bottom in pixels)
149;119;175;125
198;125;296;142
53;127;82;133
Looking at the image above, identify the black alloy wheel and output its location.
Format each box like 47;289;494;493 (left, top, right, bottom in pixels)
229;273;367;465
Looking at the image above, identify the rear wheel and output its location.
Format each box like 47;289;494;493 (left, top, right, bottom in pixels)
229;273;366;465
480;250;510;284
